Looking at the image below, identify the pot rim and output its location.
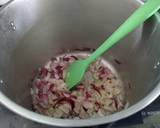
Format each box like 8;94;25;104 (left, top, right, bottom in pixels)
0;82;160;127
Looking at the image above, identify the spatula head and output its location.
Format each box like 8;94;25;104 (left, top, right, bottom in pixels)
65;60;88;90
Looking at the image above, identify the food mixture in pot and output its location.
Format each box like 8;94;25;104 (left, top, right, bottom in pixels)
31;53;127;119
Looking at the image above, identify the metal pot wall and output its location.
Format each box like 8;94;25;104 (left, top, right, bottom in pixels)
0;0;160;127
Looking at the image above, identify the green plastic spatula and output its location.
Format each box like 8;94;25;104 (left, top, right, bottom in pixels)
65;0;160;90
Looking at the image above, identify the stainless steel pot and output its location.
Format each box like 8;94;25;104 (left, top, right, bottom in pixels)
0;0;160;127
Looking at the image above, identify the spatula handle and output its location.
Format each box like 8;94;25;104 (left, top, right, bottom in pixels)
87;0;160;63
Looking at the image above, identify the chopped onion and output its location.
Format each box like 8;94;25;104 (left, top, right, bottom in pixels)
31;54;127;119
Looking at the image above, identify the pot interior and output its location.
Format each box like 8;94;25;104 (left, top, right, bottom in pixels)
0;0;160;113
